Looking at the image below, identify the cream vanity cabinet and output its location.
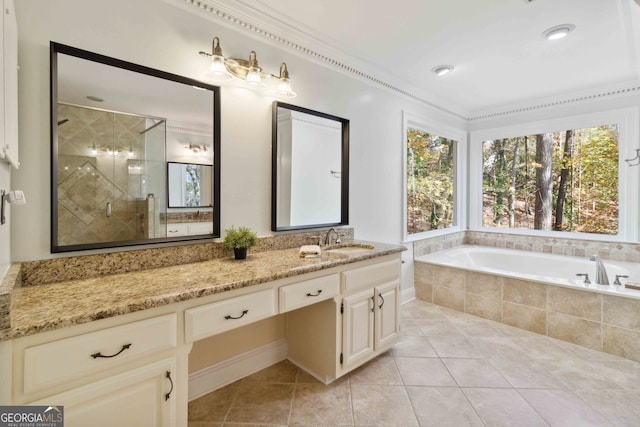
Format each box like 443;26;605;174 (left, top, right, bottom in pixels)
10;313;179;427
1;250;402;426
340;259;401;370
286;254;401;382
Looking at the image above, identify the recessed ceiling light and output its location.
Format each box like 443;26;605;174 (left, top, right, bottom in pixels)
86;95;104;102
542;24;575;40
431;65;454;76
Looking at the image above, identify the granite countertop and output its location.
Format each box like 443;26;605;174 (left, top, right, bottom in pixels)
1;241;404;341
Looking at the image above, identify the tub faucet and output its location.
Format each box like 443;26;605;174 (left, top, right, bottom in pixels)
590;255;609;285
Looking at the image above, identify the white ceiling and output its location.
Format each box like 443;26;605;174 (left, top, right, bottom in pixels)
203;0;640;119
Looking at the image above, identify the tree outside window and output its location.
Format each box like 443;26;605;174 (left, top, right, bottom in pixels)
482;125;618;235
406;128;456;235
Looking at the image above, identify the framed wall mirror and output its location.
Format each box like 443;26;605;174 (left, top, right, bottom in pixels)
272;102;349;231
167;162;213;208
51;42;221;252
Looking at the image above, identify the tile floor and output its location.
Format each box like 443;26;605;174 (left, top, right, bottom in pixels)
188;299;640;426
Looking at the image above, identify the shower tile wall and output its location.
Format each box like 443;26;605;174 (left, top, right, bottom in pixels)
57;104;153;246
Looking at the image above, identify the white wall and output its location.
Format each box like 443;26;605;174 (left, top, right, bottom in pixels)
11;0;465;263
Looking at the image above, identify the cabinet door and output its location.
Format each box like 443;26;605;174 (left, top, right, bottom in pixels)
341;288;374;369
375;280;400;350
33;358;176;427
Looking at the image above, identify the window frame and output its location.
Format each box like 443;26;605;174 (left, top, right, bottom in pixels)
402;111;467;242
469;107;640;242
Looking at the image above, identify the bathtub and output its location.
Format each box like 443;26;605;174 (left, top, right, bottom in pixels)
415;245;640;300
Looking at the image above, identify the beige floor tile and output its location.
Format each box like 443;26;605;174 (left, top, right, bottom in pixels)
463;388;548;427
389;334;438;358
427;334;485;358
488;356;565;389
414;319;460;336
295;368;321;384
535;358;626;390
395;357;456;386
348;354;403;385
405;304;448;320
289;381;353;426
469;337;531;361
224;382;295;425
575;388;640;426
350;384;419;426
449;317;505;337
442;358;511;388
188;383;238;422
437;305;471;319
406;386;484;427
512;336;574;360
187;299;640;425
594;360;640;389
519;389;610;426
491;321;541;337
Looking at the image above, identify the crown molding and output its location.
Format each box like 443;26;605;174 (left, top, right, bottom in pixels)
170;0;640;123
168;0;469;119
467;79;640;122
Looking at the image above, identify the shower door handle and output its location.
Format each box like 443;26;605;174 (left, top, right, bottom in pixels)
106;202;112;217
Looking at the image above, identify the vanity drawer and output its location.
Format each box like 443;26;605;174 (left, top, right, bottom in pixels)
279;274;340;313
23;314;177;394
342;259;400;294
167;223;188;236
185;288;276;342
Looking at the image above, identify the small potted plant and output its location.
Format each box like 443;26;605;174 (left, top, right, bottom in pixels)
222;226;258;260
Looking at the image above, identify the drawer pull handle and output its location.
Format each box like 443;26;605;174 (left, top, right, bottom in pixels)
306;289;323;297
224;309;248;320
91;343;132;359
165;371;174;401
378;294;385;309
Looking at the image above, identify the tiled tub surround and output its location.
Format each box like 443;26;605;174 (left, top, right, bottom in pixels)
415;246;640;362
413;229;640;263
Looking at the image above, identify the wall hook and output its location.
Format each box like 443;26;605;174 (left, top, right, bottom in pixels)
625;148;640;166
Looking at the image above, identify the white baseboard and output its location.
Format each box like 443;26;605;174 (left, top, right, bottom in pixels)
401;286;415;304
188;338;288;401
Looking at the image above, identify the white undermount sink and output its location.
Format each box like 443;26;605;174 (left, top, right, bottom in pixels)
325;244;375;254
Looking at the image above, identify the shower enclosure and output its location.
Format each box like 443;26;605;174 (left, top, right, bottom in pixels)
56;103;167;246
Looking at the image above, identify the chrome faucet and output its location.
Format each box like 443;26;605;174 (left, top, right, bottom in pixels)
590;255;609;285
324;227;340;246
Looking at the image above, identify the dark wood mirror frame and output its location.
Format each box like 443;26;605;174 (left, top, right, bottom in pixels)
271;101;349;231
50;42;221;252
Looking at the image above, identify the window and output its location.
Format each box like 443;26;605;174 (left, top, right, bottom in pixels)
403;112;466;240
470;108;639;241
482;125;619;235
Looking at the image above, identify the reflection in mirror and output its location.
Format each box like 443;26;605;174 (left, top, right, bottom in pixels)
51;42;220;252
272;102;349;231
168;162;213;208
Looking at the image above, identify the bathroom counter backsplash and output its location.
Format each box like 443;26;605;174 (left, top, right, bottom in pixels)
1;238;404;340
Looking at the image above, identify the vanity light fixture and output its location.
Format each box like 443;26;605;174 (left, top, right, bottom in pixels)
431;65;454;76
199;36;297;98
542;24;575;40
185;143;209;154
